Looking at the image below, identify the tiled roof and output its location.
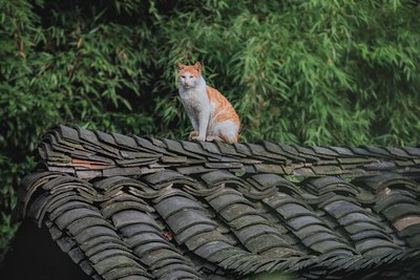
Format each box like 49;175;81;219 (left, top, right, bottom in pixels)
18;125;420;279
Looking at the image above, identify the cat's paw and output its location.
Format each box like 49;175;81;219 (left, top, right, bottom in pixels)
206;135;215;142
188;130;198;140
206;135;223;142
191;134;206;141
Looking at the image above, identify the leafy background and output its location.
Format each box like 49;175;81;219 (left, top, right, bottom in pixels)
1;0;419;264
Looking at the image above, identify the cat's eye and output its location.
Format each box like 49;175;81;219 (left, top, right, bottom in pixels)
189;76;193;79
181;75;186;79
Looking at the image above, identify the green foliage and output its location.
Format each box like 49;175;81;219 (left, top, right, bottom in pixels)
1;0;419;258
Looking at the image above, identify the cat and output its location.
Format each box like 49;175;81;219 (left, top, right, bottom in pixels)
177;62;240;143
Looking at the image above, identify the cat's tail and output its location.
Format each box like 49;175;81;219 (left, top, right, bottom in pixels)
219;131;239;144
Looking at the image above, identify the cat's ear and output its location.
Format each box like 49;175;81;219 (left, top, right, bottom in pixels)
194;61;202;71
177;63;187;70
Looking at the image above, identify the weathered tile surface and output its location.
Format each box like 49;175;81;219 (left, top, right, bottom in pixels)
18;125;420;279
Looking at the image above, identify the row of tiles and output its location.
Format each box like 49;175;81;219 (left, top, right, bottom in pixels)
38;125;420;180
20;170;420;279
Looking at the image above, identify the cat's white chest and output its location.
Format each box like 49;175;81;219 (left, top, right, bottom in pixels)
179;87;208;110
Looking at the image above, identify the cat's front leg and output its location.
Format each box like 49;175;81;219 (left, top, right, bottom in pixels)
195;108;210;141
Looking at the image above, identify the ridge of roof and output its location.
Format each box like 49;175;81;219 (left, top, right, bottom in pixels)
38;124;420;180
18;125;420;279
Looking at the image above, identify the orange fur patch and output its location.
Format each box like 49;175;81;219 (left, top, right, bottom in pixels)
207;86;240;127
178;63;201;77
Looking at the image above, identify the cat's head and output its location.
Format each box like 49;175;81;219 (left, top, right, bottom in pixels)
177;62;201;89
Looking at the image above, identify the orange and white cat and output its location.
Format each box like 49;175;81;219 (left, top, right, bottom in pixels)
177;62;240;143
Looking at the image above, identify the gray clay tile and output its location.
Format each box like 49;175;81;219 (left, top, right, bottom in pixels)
338;212;381;227
351;230;392;242
232;143;253;156
301;232;338;248
207;193;253;212
406;233;420;247
246;143;289;161
175;223;215;244
364;146;394;158
323;200;363;219
275;203;314;219
200;170;240;185
219;204;260;222
153;265;198;278
403;147;420;157
127;232;171;248
176;165;216;175
295;225;334;240
384;147;412;158
94;257;145;277
235;224;283;244
262;141;295;161
398;223;420;237
74;225;120;244
193;241;233;259
160;155;188;163
54;208;103;229
381;203;420;221
79;260;97;277
254;163;285;174
102;167;142;177
199;141;222;155
287;216;325;231
79;235;129;253
312;146;339;157
102;201;152;219
144;170;193;185
277;144;303;158
364;161;396;170
244;234;290;254
350;147;379;157
163;139;205;159
165;210;217;234
59;125;79;141
83;238;131;257
250;173;294;189
344;222;389;235
95;130;118;146
133;136;170;154
310;240;353;255
181;140;219;158
215;141;243;157
77;126;100;144
293;145;322;160
67;216;115;236
118;223;160;237
204;162;243;169
90;250;140;265
375;195;417;212
329;146;354;156
355;238;399;254
112;132;138;148
310;165;344;175
68;246;86;264
56;234;77;253
155;195;204;218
